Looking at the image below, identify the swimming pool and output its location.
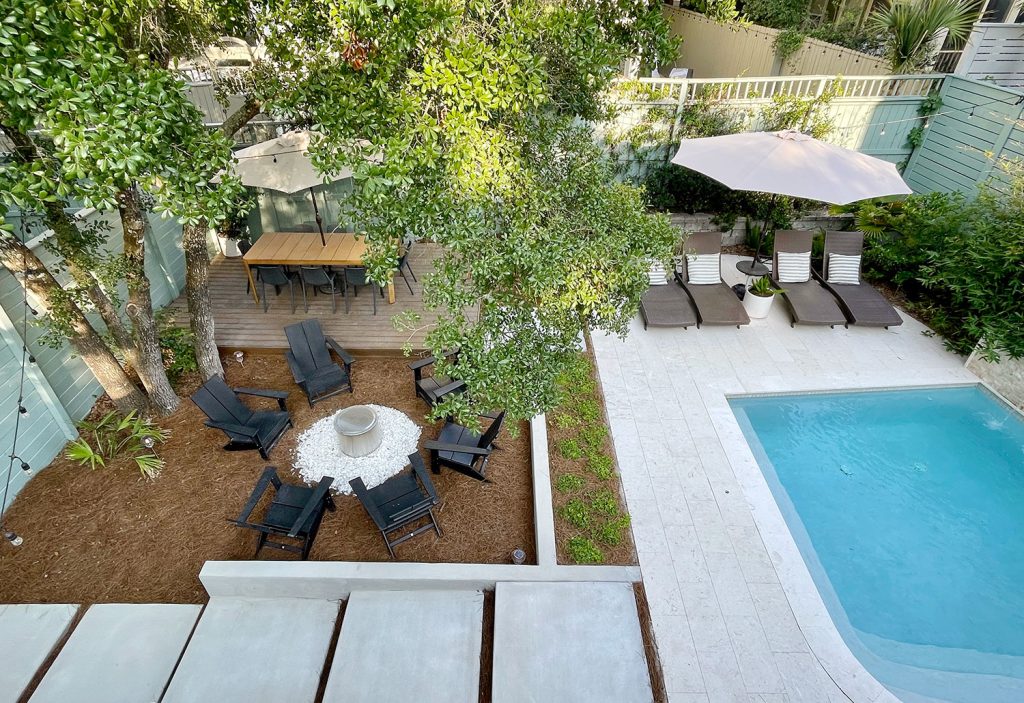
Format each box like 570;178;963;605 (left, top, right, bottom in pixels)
730;385;1024;703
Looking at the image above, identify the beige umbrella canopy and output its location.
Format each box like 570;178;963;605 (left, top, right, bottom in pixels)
219;130;355;245
671;129;912;205
671;129;912;271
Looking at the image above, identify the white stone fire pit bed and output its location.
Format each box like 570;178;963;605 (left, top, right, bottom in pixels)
293;404;421;495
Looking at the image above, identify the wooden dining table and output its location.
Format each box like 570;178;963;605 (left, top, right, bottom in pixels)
242;231;395;305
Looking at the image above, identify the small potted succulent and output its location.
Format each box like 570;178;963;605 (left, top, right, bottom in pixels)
742;275;784;319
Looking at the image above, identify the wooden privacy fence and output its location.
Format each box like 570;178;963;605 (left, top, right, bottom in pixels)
903;75;1024;196
954;23;1024;90
662;7;891;79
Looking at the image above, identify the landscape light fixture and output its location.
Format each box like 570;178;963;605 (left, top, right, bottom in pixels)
4;530;22;547
234;350;245;366
511;548;527;565
141;436;156;450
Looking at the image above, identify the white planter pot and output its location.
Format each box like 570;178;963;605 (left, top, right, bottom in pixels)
217;235;242;258
743;292;775;319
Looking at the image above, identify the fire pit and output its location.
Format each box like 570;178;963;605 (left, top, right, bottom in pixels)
333;405;382;458
294;404;422;495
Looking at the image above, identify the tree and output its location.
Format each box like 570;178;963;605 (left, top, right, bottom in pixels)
870;0;980;72
1;0;242;413
256;0;678;426
0;0;152;412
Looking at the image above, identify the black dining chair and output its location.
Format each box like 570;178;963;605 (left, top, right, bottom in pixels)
343;266;380;315
254;265;296;313
298;266;338;313
396;242;416;295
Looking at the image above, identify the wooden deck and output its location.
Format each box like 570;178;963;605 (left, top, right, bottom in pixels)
167;244;445;352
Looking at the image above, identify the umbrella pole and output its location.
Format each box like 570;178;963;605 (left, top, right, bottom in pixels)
310;187;327;246
751;193;777;266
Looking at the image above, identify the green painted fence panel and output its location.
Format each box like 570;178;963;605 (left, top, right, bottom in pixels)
903;76;1024;196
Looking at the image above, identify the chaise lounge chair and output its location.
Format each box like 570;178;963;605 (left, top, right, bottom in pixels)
771;230;847;328
675;231;750;328
817;231;903;329
639;279;698;330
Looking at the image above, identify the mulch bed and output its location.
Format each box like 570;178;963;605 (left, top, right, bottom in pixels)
548;346;637;566
0;355;534;605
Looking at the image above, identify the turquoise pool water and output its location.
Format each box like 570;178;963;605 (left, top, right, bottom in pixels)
731;386;1024;703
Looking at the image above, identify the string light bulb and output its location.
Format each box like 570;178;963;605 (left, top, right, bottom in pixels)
879;125;887;136
17;404;28;417
11;455;31;474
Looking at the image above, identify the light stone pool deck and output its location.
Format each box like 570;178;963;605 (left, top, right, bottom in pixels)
592;256;977;703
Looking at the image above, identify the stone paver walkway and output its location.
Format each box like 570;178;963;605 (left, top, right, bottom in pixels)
593;256;975;703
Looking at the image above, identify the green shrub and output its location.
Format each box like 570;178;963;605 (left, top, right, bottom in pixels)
587;452;615;480
596;515;632;546
560;498;591;530
158;324;198;384
742;0;809;29
848;183;1024;361
558;438;584;460
555;473;586;493
567;536;604;564
578;424;608;451
589;488;619;516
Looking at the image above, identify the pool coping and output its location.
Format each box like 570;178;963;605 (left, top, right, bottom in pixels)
712;379;994;703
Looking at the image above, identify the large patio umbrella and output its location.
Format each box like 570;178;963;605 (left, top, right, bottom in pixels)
222;130;354;246
671;129;912;273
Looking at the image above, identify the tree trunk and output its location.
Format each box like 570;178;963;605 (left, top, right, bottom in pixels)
0;236;150;414
182;219;223;378
181;97;263;379
118;185;180;415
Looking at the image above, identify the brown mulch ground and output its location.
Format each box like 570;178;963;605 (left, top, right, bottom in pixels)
0;355;534;605
548;346;637;566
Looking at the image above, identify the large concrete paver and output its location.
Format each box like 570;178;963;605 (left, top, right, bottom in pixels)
161;597;338;703
30;604;200;703
323;589;483;703
492;581;652;703
0;604;78;703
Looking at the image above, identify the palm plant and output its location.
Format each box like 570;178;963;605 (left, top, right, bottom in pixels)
870;0;980;73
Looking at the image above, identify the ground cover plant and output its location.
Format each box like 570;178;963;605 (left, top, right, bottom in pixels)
548;350;635;565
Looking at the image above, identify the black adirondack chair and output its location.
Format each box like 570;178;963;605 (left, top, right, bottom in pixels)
284;319;355;406
191;376;292;459
232;467;336;560
409;350;466;408
424;411;506;482
349;453;441;558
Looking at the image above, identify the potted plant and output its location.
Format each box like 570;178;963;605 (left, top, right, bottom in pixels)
743;275;784;319
215;216;248;257
216;193;255;257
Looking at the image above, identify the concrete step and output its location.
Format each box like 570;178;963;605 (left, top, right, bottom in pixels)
0;604;78;703
29;604;200;703
492;581;653;703
161;597;339;703
323;589;483;703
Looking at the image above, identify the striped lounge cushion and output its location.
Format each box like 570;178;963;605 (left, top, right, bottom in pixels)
827;253;861;285
776;250;811;283
648;260;668;285
686;253;720;285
